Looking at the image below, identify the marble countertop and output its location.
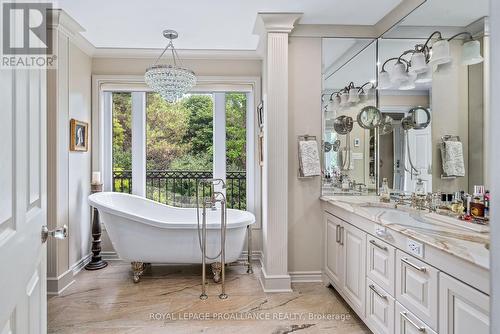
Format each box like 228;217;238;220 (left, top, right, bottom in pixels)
321;195;490;270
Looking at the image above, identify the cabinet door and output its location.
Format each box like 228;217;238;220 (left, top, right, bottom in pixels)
324;213;344;289
367;237;395;295
366;278;395;334
395;302;437;334
439;272;489;334
395;250;438;331
342;223;366;316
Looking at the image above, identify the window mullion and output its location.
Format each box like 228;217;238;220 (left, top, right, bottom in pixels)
213;92;226;194
131;92;146;196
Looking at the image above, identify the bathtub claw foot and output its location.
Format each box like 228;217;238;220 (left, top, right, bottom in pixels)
131;262;144;283
211;262;222;283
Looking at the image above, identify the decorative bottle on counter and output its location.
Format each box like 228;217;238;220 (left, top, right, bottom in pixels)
380;178;390;203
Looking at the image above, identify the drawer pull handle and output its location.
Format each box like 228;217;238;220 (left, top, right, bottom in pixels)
339;226;344;245
336;225;340;243
369;284;388;300
369;239;388;251
401;258;427;272
401;312;426;332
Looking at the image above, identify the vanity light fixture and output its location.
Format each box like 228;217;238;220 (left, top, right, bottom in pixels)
145;29;197;102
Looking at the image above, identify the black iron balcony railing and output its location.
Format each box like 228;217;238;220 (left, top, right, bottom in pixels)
112;170;246;210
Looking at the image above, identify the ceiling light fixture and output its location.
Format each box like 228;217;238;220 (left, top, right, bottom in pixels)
145;30;196;103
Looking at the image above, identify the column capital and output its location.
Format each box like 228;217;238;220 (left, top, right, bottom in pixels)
254;12;303;34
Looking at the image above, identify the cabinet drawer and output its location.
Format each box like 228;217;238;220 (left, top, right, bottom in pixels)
366;278;395;334
395;302;437;334
367;237;395;296
396;250;438;331
439;272;489;334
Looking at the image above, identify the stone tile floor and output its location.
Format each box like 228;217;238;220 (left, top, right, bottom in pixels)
48;261;370;334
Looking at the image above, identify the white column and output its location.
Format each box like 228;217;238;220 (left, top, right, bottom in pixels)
246;92;255;214
213;92;226;194
490;0;500;331
256;13;302;292
131;92;146;196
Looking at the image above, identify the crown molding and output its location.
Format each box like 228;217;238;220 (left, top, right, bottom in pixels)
47;9;96;56
291;24;377;38
92;47;261;60
254;12;303;34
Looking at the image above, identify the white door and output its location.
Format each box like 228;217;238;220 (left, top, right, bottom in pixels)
405;126;432;192
342;223;366;317
0;66;48;332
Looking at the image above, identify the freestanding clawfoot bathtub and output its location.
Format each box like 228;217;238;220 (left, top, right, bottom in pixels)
88;192;255;282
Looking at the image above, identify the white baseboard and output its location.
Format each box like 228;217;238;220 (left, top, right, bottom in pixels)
47;253;92;296
289;271;323;283
259;265;292;293
101;251;120;261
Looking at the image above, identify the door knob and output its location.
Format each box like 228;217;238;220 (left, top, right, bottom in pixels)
41;225;68;243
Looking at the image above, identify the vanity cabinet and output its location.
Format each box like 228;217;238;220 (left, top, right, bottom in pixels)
396;250;438;331
324;213;344;288
367;237;395;295
439;273;489;334
366;278;395;334
323;212;366;317
342;222;367;316
322;209;490;334
395;302;437;334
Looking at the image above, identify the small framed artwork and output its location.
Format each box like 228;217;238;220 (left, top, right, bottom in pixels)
70;119;88;152
257;101;264;129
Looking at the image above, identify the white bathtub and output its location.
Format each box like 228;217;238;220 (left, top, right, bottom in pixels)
88;192;255;264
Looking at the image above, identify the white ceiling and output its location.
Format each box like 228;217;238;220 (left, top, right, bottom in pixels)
401;0;489;27
53;0;402;50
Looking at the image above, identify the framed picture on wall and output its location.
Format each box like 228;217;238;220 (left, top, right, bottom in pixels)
257;101;264;129
70;119;88;152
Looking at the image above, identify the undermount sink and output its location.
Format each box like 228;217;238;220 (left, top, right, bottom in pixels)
358;204;488;233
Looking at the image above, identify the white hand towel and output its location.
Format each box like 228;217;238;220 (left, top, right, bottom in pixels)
299;140;321;177
441;141;465;177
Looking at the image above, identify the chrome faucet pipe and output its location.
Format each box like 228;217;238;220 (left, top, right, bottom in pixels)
200;201;208;300
219;198;228;300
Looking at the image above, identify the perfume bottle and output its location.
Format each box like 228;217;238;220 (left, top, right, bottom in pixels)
380;178;390;203
415;179;425;196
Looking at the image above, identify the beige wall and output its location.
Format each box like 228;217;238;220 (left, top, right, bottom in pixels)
68;43;93;267
431;41;469;192
92;57;261;77
288;37;323;273
47;27;93;293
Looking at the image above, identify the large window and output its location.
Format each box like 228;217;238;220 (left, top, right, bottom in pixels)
111;92;132;193
110;90;249;209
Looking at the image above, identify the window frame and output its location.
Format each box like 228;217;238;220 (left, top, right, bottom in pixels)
92;75;260;224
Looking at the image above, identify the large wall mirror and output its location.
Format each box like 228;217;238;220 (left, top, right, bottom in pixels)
322;38;378;195
322;0;489;197
377;0;489;195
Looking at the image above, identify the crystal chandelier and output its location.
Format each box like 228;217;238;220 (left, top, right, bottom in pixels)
145;30;196;102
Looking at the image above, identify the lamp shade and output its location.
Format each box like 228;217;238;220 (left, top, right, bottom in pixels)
414;66;432;84
461;40;483;65
347;88;360;103
339;93;349;106
399;71;417;90
410;51;428;73
429;39;452;66
378;71;391;89
391;62;408;84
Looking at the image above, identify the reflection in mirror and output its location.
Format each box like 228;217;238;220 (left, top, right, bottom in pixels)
322;38;377;195
377;0;489;198
357;106;382;130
